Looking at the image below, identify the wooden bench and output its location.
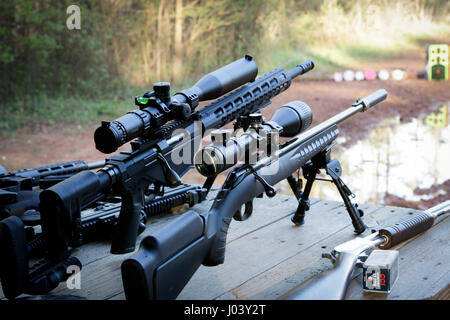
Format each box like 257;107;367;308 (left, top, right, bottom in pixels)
2;190;448;300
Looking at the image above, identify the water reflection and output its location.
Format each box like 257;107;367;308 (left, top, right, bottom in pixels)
277;107;450;205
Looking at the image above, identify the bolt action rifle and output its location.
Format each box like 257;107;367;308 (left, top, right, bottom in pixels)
283;200;450;300
121;89;388;300
0;55;315;299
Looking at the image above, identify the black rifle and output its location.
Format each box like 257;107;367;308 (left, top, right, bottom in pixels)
0;160;105;220
283;200;450;300
0;56;314;299
121;90;388;300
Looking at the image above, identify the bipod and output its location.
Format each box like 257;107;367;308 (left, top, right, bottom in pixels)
287;146;367;234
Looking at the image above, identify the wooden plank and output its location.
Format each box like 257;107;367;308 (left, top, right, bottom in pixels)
1;195;446;301
424;284;450;300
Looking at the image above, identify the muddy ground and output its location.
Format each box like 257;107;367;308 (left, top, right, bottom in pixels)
1;56;449;210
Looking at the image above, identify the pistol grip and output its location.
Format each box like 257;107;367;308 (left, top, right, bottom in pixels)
110;189;143;254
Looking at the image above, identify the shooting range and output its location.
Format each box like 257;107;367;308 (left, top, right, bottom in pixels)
0;0;448;308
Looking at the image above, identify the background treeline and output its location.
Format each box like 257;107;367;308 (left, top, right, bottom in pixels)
0;0;449;131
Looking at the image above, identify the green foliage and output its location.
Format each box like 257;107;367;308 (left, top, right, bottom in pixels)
0;89;138;135
0;0;449;133
0;0;124;99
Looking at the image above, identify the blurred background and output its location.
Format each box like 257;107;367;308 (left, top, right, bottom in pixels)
0;0;449;209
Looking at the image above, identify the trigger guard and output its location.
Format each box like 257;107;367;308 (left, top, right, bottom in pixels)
233;201;253;221
358;209;364;218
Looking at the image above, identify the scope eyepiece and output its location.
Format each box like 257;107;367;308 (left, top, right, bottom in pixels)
195;149;222;177
94;123;122;154
94;109;151;154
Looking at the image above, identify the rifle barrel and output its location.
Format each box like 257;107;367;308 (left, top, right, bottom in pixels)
253;90;387;171
427;200;450;218
378;200;450;249
87;160;106;170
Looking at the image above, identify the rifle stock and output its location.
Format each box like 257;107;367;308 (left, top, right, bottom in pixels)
122;210;209;300
0;160;105;219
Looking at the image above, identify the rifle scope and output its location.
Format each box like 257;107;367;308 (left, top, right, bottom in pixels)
195;101;312;177
94;55;258;154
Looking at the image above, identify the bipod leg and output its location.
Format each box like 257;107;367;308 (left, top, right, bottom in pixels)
291;163;319;226
326;159;367;234
286;174;302;200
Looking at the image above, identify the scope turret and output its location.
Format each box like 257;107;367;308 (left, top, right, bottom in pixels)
195;101;312;177
94;55;258;154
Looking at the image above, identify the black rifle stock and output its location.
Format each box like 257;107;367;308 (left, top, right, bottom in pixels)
0;160;105;193
0;56;314;299
121;90;388;300
284;200;450;300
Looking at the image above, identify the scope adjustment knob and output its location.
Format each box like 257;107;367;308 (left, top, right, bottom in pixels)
173;102;192;120
153;82;171;103
248;113;265;131
249;113;263;124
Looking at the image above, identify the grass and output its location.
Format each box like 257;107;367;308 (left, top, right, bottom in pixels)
0;89;143;137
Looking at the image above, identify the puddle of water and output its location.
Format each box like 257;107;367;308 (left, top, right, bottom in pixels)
277;107;450;205
183;104;449;206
